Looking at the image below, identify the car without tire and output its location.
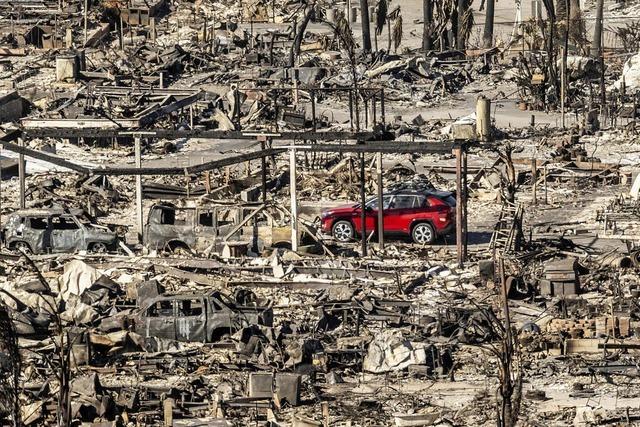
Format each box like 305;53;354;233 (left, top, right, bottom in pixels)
2;209;119;254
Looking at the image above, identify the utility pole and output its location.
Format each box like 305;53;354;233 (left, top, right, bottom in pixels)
483;0;495;48
422;0;433;52
359;0;372;52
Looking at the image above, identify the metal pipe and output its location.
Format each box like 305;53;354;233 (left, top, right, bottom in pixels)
455;145;463;267
360;151;367;257
376;152;384;250
290;147;298;252
135;137;143;243
18;138;25;209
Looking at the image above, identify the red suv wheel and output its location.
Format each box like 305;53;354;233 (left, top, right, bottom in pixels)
332;220;354;242
412;223;435;245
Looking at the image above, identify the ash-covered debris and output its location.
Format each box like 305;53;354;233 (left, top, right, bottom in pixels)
3;0;640;426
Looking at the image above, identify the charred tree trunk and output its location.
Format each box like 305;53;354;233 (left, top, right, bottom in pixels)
423;0;433;52
456;0;467;50
483;0;495;48
360;0;372;52
288;6;315;67
591;0;603;57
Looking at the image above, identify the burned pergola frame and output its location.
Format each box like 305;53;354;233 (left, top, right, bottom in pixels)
0;128;469;266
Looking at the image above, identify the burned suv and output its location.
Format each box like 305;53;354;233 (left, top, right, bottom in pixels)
132;291;273;342
2;209;119;254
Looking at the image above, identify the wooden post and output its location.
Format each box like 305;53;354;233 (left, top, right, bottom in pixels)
135;137;143;243
163;398;174;427
531;158;537;205
290;147;298;251
204;170;211;194
376;152;384;250
66;28;73;48
454;145;464;267
18;138;25;209
150;17;156;42
322;401;330;427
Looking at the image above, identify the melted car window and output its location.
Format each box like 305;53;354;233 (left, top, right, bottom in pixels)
160;208;188;225
199;211;214;227
29;217;48;230
147;300;174;317
51;216;79;230
178;299;203;316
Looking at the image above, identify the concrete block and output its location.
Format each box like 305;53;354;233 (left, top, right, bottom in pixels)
249;373;273;398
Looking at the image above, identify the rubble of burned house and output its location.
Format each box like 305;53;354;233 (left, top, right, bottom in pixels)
5;0;640;427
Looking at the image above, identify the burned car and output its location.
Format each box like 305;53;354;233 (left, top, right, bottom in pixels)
132;291;273;342
2;209;119;254
144;201;314;254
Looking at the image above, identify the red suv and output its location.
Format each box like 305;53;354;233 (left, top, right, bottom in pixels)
320;190;456;245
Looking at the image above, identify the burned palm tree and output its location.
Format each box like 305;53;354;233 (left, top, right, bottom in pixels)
374;0;388;51
392;12;403;53
288;1;317;67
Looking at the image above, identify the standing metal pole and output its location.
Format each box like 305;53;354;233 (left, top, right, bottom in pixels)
135;137;143;243
18;138;25;209
561;46;566;129
290;147;299;252
360;152;367;257
376;152;384;250
462;147;468;261
260;138;267;202
454;145;463;267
